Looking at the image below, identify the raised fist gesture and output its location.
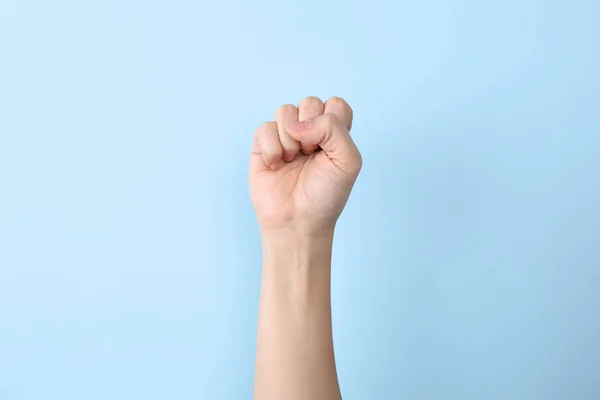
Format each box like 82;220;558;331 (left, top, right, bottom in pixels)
249;96;362;235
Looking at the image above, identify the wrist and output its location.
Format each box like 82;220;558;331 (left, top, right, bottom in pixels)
261;227;334;251
260;228;334;303
261;228;334;270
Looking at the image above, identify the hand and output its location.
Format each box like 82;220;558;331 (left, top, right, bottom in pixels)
249;96;362;235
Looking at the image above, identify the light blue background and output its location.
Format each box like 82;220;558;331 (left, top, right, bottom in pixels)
1;0;599;399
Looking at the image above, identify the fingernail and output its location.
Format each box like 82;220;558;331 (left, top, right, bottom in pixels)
269;163;280;170
287;120;310;133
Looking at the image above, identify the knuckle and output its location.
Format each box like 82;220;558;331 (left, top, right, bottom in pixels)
299;96;323;109
327;96;351;112
255;121;274;141
265;121;278;131
275;104;297;118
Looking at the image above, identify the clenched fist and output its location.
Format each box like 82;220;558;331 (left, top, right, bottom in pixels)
249;96;362;234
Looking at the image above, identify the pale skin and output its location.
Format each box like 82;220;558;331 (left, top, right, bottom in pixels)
250;96;362;400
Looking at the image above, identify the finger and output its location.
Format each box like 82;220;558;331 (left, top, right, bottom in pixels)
324;96;353;131
297;96;324;155
274;104;299;162
252;121;283;170
286;114;362;174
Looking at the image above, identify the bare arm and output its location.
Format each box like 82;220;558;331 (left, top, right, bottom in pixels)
254;231;340;400
249;96;361;399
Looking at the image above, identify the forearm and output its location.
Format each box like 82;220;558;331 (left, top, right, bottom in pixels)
254;229;342;400
250;96;359;399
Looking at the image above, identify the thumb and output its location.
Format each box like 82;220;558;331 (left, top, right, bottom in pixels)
286;114;362;174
